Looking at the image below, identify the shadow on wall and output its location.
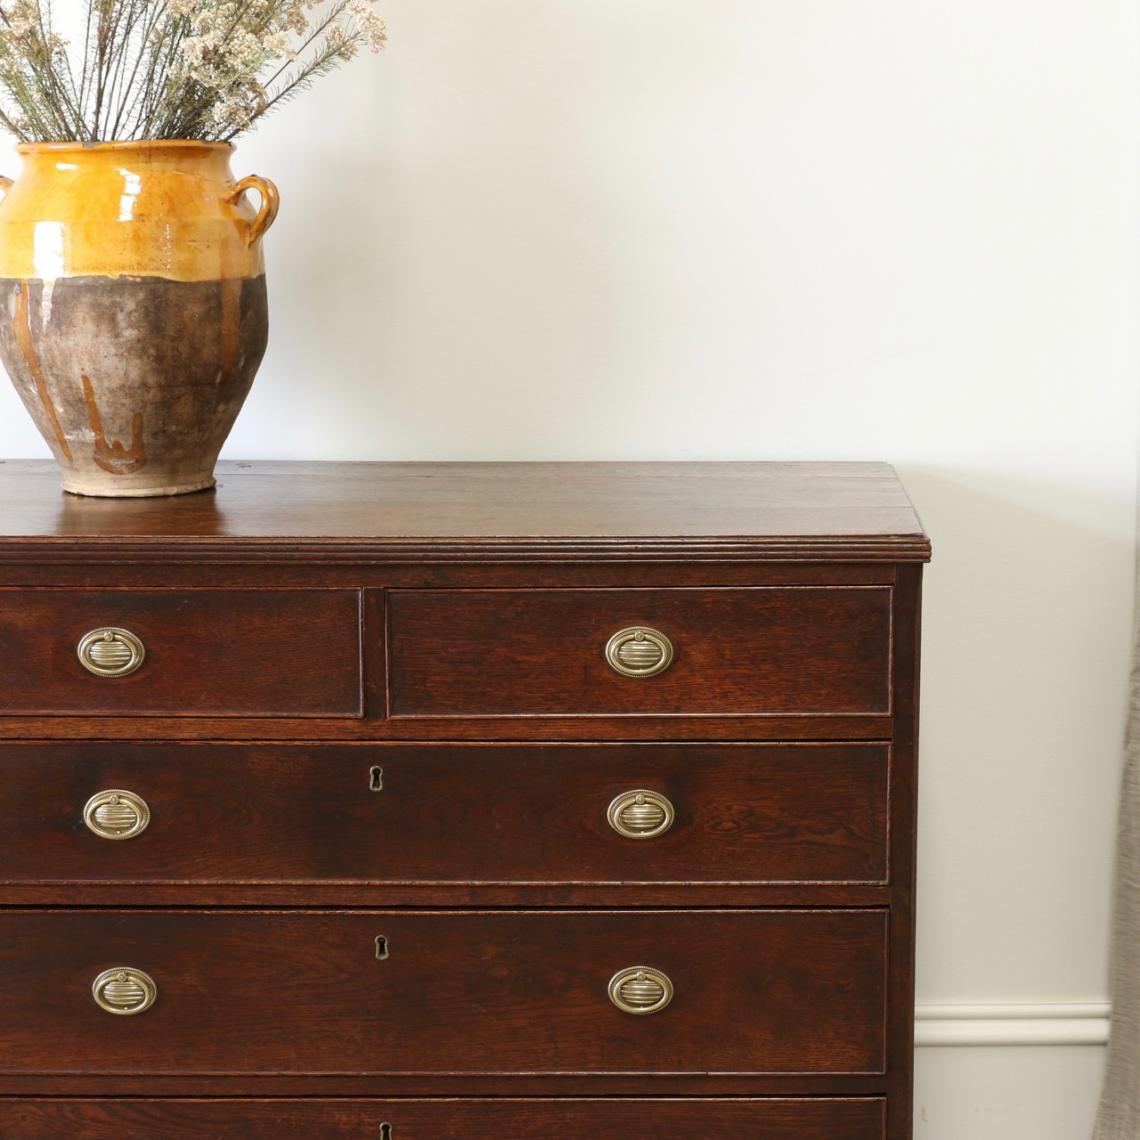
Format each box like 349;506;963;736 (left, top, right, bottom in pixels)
899;465;1130;1005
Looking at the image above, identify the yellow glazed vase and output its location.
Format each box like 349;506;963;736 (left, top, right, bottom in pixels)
0;140;278;496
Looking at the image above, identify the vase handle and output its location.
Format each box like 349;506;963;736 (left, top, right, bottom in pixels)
229;174;279;246
0;175;13;202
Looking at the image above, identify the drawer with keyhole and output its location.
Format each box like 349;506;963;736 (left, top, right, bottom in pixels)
0;742;890;897
0;909;888;1078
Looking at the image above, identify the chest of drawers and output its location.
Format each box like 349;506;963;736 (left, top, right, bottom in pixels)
0;460;930;1139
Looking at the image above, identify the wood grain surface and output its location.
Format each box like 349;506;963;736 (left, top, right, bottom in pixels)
388;587;892;716
0;1097;887;1139
0;460;931;562
0;742;889;891
0;588;362;716
0;909;887;1077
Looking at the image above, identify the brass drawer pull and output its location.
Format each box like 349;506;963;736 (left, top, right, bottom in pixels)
83;789;150;841
604;626;674;678
77;627;146;677
607;789;675;839
608;966;674;1015
92;967;157;1016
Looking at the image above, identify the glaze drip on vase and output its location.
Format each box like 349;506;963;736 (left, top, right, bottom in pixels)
0;140;277;497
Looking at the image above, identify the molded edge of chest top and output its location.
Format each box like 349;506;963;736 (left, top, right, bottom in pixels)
0;460;931;563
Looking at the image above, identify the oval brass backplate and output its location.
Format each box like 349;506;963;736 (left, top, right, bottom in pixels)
608;966;674;1016
83;789;151;841
604;626;674;678
77;627;146;678
606;789;675;840
92;967;157;1016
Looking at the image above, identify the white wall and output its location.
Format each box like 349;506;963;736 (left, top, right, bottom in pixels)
1;3;1137;1135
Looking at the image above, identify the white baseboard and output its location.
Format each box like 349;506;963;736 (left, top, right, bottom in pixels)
915;1002;1111;1047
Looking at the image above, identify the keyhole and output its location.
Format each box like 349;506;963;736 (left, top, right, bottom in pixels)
369;766;384;792
379;1124;393;1138
375;935;389;960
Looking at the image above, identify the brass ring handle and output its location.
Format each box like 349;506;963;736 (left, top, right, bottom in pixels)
230;174;280;246
607;790;675;839
92;967;157;1016
84;789;151;841
77;627;146;677
604;626;674;678
608;966;674;1016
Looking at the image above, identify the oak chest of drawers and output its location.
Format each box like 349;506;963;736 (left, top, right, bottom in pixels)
0;459;930;1139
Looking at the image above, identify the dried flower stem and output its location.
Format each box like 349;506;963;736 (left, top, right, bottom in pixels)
0;0;385;142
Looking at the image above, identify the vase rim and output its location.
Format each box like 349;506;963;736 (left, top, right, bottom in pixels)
15;139;235;155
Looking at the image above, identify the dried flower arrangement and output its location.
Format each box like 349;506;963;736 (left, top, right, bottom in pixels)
0;0;387;142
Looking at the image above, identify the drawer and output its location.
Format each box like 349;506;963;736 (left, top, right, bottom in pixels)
0;743;889;887
0;909;887;1076
388;587;892;716
0;589;362;716
0;1098;887;1138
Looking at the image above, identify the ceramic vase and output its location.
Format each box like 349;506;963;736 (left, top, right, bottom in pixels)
0;140;278;497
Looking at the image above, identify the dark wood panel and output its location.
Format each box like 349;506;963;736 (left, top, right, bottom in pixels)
0;882;893;907
0;743;888;890
0;589;362;717
0;910;887;1077
0;1073;894;1097
389;588;892;717
0;1097;886;1138
886;562;923;1140
0;561;898;589
0;713;892;741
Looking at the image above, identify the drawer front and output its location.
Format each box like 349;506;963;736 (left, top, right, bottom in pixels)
0;743;888;887
0;1098;887;1138
0;910;887;1076
0;589;362;716
388;587;892;717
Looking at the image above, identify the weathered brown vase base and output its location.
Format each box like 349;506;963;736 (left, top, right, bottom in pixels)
0;275;268;497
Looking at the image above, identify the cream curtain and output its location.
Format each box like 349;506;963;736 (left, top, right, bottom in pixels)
1094;604;1140;1138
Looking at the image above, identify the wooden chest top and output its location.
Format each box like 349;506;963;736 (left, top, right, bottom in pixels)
0;460;930;561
